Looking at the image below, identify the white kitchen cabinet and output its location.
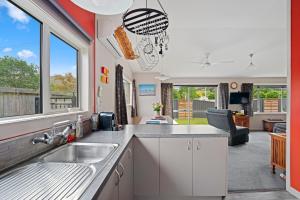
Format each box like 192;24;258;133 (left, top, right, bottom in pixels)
193;138;228;196
97;168;119;200
98;143;133;200
133;138;160;197
159;138;193;196
118;142;133;200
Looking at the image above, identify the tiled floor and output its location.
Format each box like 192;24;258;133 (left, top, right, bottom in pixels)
226;191;298;200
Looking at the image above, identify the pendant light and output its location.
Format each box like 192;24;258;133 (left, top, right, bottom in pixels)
70;0;133;15
247;53;257;69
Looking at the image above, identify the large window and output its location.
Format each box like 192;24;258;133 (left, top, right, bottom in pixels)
50;33;78;110
123;78;132;106
0;0;41;118
172;86;217;124
253;85;287;113
0;0;85;120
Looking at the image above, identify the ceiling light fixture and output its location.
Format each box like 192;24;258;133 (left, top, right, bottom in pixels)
155;74;170;81
123;0;170;71
247;53;257;69
70;0;133;15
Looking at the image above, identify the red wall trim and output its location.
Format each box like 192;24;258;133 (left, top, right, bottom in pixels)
56;0;95;38
56;0;96;112
291;0;300;191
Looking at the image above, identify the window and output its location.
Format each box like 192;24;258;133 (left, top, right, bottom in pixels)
0;0;88;121
50;33;78;110
0;0;42;118
172;85;217;124
123;78;131;106
253;85;287;113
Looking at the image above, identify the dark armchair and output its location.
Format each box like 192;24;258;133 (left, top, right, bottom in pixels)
206;108;249;146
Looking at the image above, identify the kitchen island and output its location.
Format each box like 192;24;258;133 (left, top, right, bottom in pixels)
80;125;229;200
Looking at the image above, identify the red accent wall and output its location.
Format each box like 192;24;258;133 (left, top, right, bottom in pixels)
56;0;95;38
291;0;300;191
56;0;96;112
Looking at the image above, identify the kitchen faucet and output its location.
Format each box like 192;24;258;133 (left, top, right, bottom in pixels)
32;120;75;145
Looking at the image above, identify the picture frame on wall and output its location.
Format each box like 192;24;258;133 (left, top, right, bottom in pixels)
139;84;156;96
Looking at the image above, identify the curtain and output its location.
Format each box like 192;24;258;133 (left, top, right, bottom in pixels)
131;79;138;117
161;83;173;117
241;83;254;116
219;83;229;109
115;64;128;125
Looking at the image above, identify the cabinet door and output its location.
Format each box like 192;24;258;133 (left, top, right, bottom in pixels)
160;138;193;196
193;138;228;196
97;169;119;200
118;142;133;200
133;138;160;196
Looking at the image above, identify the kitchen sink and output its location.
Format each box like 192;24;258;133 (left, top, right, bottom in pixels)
42;142;119;164
0;162;96;200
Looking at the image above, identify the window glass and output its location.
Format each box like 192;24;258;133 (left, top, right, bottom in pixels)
253;85;287;113
172;86;217;124
50;33;78;110
0;0;41;118
123;79;131;105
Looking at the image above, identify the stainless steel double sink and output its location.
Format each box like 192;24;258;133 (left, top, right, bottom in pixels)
0;142;119;200
42;142;119;164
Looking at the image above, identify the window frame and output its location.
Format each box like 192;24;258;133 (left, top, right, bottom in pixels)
0;0;90;122
48;31;80;113
0;0;43;117
253;84;287;114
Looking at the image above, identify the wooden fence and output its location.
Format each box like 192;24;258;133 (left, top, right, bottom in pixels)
0;88;38;118
0;88;76;118
173;100;216;119
253;99;287;113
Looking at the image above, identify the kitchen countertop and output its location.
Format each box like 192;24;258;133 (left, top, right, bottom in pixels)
79;124;229;200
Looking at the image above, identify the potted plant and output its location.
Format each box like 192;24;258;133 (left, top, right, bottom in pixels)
152;102;163;117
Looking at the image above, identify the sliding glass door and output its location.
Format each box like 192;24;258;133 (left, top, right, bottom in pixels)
173;85;217;125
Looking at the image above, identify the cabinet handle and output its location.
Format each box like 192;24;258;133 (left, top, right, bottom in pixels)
115;169;120;185
197;142;200;150
118;162;125;177
128;148;132;159
188;141;192;151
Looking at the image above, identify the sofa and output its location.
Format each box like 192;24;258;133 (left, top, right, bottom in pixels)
206;108;249;146
273;123;286;133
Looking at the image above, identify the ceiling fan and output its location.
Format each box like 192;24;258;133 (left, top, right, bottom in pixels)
190;53;234;68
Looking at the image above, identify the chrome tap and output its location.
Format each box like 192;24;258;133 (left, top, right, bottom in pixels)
32;132;53;145
32;120;75;145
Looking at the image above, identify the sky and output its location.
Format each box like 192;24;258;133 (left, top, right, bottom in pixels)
0;0;77;76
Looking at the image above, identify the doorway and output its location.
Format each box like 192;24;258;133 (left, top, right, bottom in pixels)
172;85;217;125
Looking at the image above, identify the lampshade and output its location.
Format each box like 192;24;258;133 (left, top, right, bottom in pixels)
71;0;133;15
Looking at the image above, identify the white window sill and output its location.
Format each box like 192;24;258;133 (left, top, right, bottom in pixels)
0;111;88;125
254;112;287;115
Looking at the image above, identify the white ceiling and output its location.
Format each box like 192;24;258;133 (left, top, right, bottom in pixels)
124;0;289;78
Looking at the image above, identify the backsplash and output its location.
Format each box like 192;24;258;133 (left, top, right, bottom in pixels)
0;119;92;172
0;130;56;172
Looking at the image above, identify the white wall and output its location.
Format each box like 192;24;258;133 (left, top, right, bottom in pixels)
95;15;133;118
133;76;287;130
134;72;162;117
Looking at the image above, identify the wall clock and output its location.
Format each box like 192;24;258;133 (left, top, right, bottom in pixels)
230;82;238;89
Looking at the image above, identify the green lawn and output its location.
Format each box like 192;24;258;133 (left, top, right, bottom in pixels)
175;118;208;125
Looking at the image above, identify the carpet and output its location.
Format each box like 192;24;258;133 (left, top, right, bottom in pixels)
228;132;286;192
